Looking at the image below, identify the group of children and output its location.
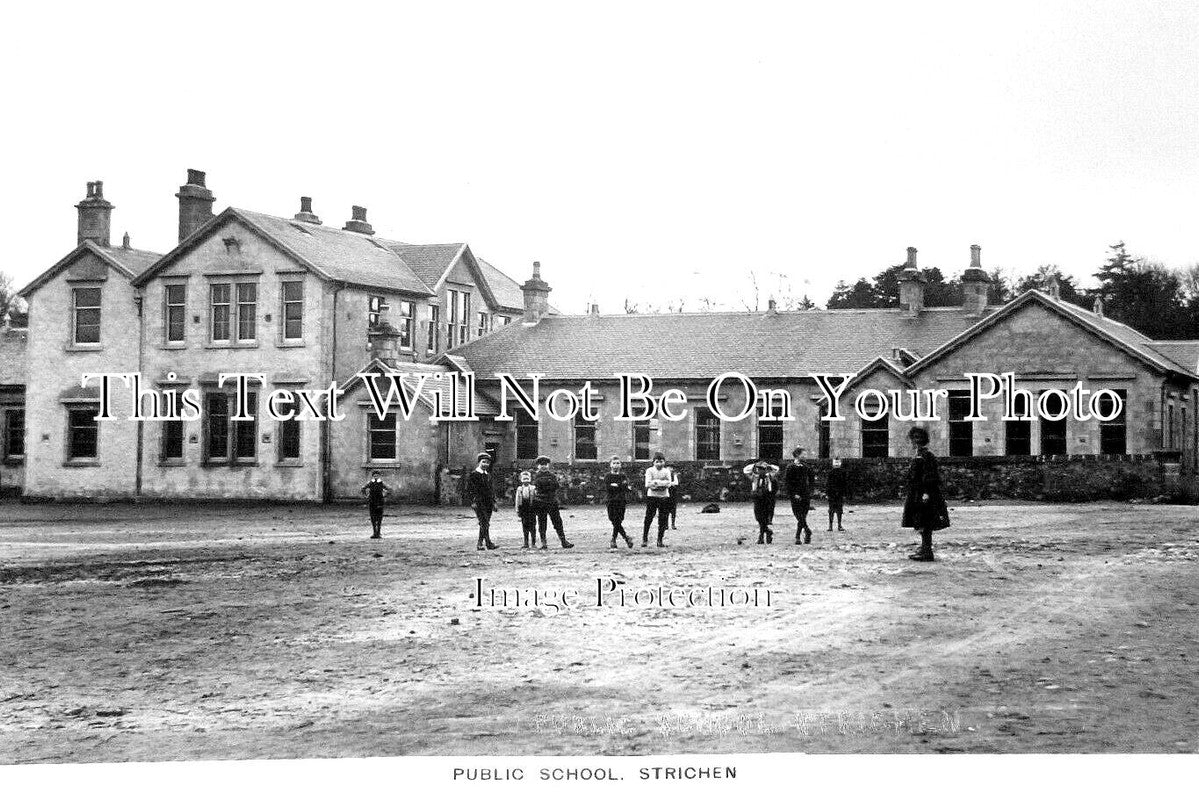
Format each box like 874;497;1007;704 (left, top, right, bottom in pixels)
514;452;680;550
361;425;946;563
360;449;844;550
743;447;848;544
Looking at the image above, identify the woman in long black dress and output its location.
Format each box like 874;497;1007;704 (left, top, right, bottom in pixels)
901;426;949;561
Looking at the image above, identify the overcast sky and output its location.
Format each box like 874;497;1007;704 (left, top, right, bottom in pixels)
2;1;1197;313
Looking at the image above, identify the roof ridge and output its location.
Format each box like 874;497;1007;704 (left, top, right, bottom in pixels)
532;306;972;319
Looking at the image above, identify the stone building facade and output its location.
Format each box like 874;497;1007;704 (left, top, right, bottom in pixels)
448;255;1199;499
14;172;527;501
0;318;27;495
8;173;1199;503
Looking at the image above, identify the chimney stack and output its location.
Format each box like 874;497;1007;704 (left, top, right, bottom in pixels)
589;302;600;316
76;180;114;247
294;196;322;225
343;205;375;235
898;247;925;317
521;261;552;324
961;244;991;318
367;318;403;366
176;169;215;242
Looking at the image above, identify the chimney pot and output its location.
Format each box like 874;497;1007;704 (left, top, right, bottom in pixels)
898;263;926;317
522;261;552;324
342;206;375;235
122;232;131;249
961;245;991;318
76;179;114;247
294;196;322;225
1093;296;1104;317
176;168;215;242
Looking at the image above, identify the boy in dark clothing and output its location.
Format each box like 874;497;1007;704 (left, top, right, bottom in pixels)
783;447;814;544
665;465;679;530
827;457;848;532
743;460;780;543
467;452;498;550
361;471;392;539
533;456;574;549
605;456;634;549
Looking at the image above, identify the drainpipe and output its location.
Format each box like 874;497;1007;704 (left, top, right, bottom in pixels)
134;292;144;497
322;282;343;502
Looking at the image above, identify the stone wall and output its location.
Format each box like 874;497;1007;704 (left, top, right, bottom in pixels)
442;454;1172;506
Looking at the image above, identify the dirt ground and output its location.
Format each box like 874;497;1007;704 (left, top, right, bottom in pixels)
1;498;1197;762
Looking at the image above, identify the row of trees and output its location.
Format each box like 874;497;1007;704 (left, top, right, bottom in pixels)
824;243;1199;340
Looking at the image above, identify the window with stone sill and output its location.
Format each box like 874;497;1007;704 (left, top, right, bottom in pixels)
164;284;187;344
574;416;597;461
3;408;25;459
161;418;184;461
203;391;258;464
210;282;257;344
281;280;303;341
1039;391;1068;456
276;394;302;463
695;406;721;461
756;394;786;463
72;286;101;345
66;405;99;461
859;396;889;458
368;410;398;461
1098;389;1127;456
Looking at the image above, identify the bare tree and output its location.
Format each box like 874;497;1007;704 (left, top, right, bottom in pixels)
0;270;26;322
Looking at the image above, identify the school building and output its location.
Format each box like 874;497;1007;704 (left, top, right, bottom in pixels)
3;173;1197;502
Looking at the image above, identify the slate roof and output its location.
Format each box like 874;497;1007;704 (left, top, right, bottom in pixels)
106;246;163;278
475;256;526;311
1147;340;1199;375
340;358;500;416
1034;294;1196;377
19;240;164;297
906;291;1198;380
377;241;465;289
448;308;987;380
132;208;528;310
232;210;432;296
